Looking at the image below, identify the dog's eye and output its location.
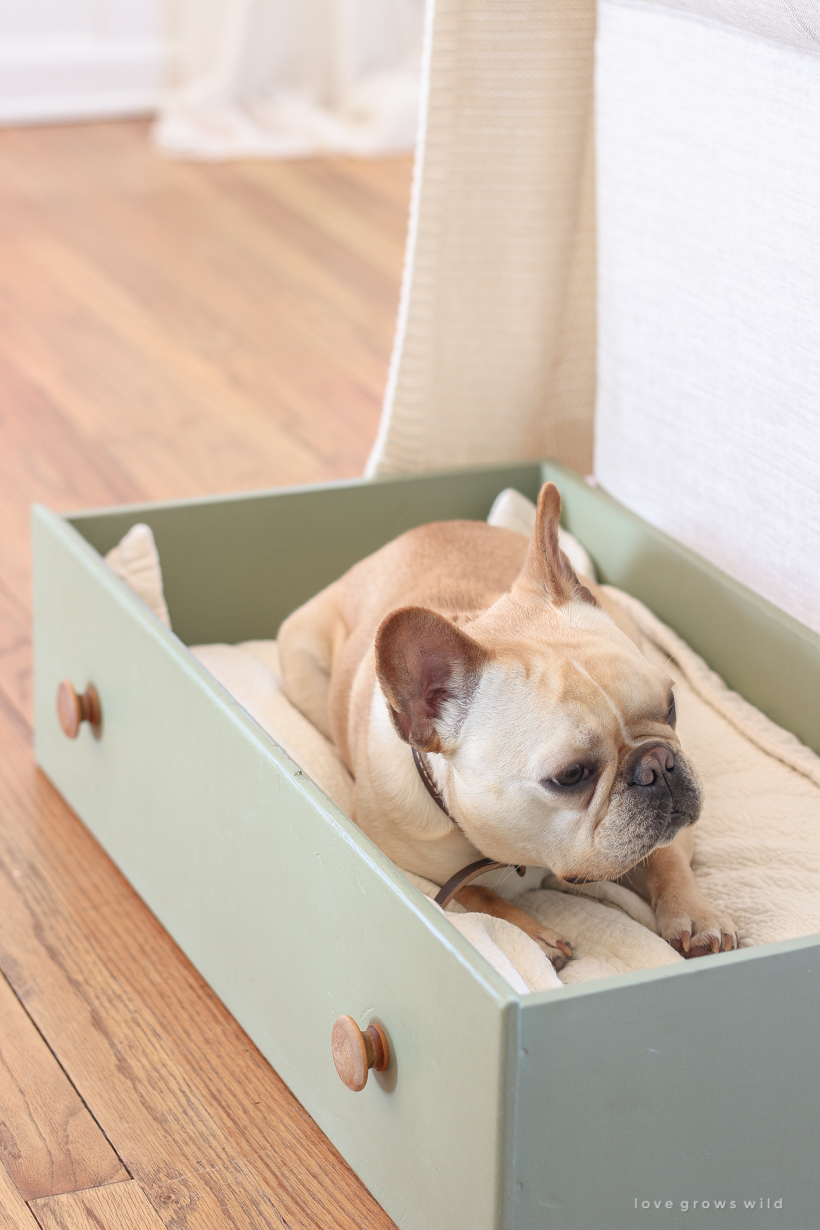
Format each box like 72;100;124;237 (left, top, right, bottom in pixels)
667;695;677;728
549;764;591;788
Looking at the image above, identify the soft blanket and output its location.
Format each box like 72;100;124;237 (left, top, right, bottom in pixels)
106;507;820;994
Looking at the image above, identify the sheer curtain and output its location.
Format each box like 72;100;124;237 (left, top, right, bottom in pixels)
154;0;425;158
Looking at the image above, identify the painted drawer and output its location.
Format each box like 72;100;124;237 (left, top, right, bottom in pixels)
32;462;820;1230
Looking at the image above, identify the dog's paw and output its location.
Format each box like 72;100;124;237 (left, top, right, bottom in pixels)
656;891;738;959
529;924;573;972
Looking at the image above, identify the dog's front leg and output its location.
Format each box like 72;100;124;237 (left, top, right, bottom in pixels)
643;829;738;957
455;885;573;971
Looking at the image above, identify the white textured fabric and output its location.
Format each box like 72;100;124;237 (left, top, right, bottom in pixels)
595;0;820;635
403;870;563;993
638;0;820;53
105;524;171;628
443;910;562;993
190;641;357;812
153;0;423;159
104;514;820;991
367;0;598;479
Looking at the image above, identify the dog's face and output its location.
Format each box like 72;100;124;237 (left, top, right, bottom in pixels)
376;483;702;881
435;605;700;880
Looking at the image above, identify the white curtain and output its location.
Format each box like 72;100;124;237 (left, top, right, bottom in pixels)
153;0;425;159
368;0;598;479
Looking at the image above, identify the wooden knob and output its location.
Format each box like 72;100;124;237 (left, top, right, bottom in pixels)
57;682;101;739
331;1016;389;1092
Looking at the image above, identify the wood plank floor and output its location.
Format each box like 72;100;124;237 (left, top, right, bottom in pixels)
0;118;411;1229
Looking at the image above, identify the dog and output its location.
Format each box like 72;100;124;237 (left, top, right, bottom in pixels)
279;482;737;969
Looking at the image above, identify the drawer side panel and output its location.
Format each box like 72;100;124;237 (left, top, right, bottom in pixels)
513;944;820;1229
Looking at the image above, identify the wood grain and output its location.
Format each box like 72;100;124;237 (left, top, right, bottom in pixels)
0;346;140;608
31;1180;165;1230
0;972;127;1201
0;1158;37;1229
0;218;325;506
0;582;31;728
0;118;410;1228
0;121;409;529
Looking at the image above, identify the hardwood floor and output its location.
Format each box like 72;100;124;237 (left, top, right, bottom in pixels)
0;119;411;1229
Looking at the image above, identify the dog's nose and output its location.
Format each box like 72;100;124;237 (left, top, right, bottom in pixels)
629;743;675;787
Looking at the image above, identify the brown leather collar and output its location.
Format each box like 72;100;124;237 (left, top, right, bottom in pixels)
411;747;525;908
412;745;453;818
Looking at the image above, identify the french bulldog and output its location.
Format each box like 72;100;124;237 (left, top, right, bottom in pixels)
279;482;737;969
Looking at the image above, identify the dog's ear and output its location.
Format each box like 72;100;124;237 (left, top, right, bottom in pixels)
375;607;490;752
517;482;596;607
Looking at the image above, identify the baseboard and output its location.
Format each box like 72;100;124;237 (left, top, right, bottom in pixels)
0;37;168;124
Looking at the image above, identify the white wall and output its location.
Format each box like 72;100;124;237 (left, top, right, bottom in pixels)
0;0;169;123
595;1;820;636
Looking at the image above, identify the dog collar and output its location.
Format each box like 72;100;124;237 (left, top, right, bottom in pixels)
411;747;526;908
412;745;453;817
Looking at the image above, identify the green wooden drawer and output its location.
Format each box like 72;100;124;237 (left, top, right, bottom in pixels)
32;462;820;1230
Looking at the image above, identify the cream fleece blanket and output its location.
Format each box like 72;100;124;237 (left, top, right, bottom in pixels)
106;514;820;995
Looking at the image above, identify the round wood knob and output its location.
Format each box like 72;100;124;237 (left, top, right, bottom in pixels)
57;681;101;739
331;1016;389;1092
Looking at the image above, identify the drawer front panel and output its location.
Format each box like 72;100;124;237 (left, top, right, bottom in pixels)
33;508;517;1230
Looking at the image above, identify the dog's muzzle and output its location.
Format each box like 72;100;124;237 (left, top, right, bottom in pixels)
623;740;701;839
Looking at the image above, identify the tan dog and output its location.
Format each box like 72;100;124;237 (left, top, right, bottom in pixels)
279;482;737;968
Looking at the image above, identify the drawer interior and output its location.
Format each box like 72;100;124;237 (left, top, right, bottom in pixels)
66;459;820;755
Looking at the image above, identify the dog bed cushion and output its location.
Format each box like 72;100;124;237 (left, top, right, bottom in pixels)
105;508;820;994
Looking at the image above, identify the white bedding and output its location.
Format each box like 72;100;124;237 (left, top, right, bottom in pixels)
106;504;820;994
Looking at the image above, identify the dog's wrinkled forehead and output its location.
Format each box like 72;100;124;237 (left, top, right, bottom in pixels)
476;610;674;751
556;644;671;733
